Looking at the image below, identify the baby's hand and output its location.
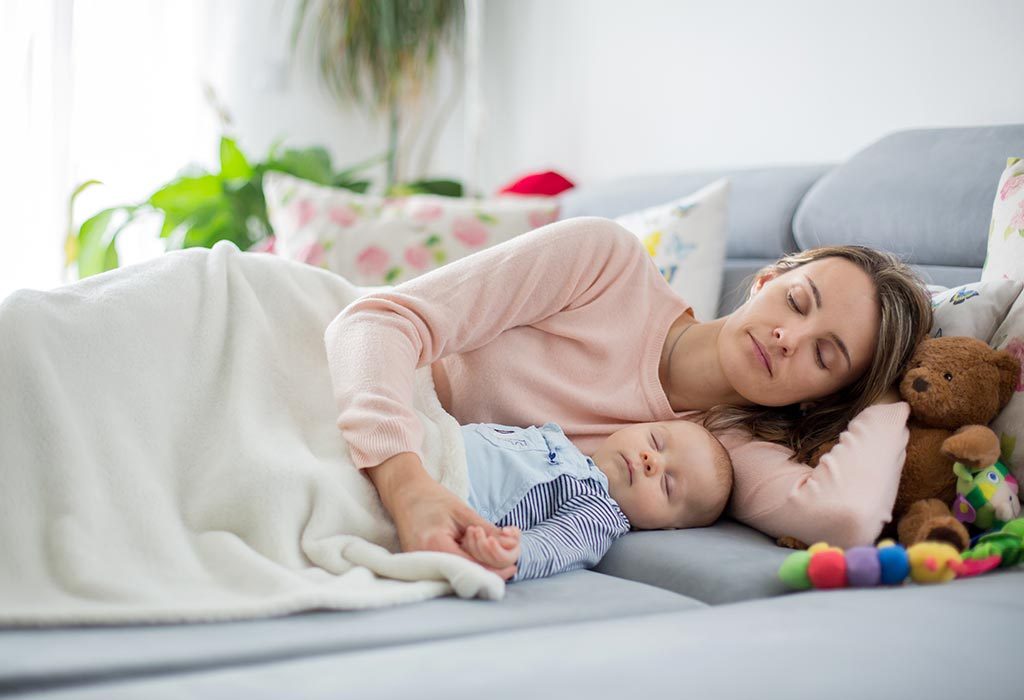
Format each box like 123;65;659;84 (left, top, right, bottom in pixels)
462;525;520;580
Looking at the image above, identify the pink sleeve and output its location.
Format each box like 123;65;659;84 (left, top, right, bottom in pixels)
722;402;911;548
323;217;644;469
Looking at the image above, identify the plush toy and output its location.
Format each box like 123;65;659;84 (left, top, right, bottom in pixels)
951;460;1021;530
779;518;1024;590
953;517;1024;577
891;336;1019;550
779;336;1020;552
778;539;961;589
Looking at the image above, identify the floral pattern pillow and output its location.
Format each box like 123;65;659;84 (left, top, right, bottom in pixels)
928;279;1023;342
261;172;560;285
614;179;730;321
981;157;1024;283
990;291;1024;488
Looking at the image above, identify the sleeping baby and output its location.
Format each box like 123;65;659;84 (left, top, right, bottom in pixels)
458;419;734;581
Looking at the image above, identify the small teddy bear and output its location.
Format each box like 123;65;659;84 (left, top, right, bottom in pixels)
778;335;1020;552
891;335;1019;550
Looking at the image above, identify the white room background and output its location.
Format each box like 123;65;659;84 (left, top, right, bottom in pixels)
2;0;1022;300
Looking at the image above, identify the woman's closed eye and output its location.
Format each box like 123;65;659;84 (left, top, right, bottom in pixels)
787;290;829;371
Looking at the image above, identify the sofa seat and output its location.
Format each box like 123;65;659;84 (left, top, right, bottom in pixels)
0;570;701;695
56;569;1021;700
594;519;792;604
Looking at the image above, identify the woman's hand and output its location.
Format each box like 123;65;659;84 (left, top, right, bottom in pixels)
367;451;517;579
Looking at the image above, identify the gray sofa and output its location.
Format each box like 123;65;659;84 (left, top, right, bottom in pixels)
4;125;1023;699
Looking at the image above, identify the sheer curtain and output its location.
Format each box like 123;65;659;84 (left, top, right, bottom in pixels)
1;0;217;302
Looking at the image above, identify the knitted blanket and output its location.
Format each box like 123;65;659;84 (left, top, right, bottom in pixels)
0;242;501;626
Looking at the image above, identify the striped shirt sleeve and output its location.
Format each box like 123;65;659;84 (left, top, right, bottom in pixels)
508;484;630;582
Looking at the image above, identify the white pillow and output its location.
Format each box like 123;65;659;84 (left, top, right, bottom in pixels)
262;172;560;286
614;179;730;320
928;279;1024;342
981;157;1024;283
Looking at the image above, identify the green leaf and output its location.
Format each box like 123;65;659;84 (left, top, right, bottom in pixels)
77;207;131;278
332;178;371;194
384;266;403;284
265;147;334;184
425;234;441;247
149;175;223;218
219;137;252;180
476;211;498;225
403;178;462;197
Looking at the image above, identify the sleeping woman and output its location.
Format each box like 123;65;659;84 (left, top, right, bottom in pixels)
324;217;933;578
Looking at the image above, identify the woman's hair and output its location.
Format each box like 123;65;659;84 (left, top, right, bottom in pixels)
701;245;933;462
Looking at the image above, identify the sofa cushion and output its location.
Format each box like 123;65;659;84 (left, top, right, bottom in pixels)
71;569;1024;699
0;570;699;693
559;165;831;260
615;179;730;320
593;518;791;604
929;279;1023;342
793;125;1024;268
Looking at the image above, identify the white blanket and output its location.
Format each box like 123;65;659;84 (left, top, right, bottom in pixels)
0;241;503;626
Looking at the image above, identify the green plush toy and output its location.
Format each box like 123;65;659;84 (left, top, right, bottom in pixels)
951;460;1021;531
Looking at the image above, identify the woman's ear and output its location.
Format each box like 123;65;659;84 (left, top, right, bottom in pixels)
750;270;778;296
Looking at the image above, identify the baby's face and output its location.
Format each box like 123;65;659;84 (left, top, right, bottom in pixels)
591;420;726;529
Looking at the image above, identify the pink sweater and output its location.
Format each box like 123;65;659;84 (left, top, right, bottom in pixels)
324;217;910;548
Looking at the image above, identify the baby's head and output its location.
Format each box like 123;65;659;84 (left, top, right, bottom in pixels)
591;419;733;530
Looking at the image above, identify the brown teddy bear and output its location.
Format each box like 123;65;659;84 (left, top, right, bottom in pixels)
778;335;1020;552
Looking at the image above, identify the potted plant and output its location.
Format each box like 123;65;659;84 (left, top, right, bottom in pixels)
66;137;376;278
292;0;464;190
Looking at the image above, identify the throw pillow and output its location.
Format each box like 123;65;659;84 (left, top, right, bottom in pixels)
981;157;1024;282
262;172;560;286
614;179;730;321
928;279;1024;342
989;290;1024;487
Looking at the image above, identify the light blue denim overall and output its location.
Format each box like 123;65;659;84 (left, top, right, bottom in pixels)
461;422;612;523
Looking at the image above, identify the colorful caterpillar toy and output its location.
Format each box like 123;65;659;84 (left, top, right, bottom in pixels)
778;517;1024;590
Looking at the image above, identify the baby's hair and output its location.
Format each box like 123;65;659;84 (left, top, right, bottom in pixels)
703;432;734;524
679;430;733;529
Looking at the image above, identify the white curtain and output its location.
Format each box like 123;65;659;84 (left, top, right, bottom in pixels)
0;0;218;302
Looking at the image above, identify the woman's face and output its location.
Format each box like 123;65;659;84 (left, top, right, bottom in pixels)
719;257;881;407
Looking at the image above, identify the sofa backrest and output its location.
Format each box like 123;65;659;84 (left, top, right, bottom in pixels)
559;124;1024;315
793;124;1024;286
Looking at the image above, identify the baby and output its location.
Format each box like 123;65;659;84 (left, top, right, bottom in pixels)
458;419;733;582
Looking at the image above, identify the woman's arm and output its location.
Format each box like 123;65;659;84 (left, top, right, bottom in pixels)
325;217;646;560
723;401;911;549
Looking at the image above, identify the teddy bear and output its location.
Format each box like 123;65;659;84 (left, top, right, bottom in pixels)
777;335;1020;552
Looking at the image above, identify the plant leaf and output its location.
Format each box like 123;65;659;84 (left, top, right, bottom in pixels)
149;175;223;218
402;178;462;197
219;137;253;180
265;147;334;184
77;207;132;278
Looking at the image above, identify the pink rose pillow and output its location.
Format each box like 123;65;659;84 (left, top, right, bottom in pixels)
262;172;559;285
981;157;1024;282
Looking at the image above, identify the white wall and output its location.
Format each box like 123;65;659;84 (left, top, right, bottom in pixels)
471;0;1024;189
80;0;1024;202
6;0;1022;298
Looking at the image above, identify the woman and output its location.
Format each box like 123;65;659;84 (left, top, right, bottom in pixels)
324;217;932;578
